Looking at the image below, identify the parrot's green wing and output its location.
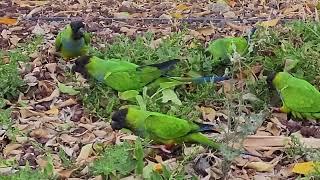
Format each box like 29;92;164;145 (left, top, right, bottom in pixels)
144;114;197;140
104;66;162;91
55;32;62;52
280;78;320;113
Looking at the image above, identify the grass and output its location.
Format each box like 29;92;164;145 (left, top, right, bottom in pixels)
4;20;320;178
90;140;144;179
77;20;320;178
0;36;43;128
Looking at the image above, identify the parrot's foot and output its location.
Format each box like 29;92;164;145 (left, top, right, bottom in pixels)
149;145;172;153
271;107;282;113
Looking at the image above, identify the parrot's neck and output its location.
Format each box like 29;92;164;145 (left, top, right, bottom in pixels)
273;72;291;90
126;108;149;135
85;58;111;81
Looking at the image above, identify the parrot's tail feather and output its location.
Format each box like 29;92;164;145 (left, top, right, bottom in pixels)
184;133;221;149
147;59;180;72
195;122;220;133
192;75;230;84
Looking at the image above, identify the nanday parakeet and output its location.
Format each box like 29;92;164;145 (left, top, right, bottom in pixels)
111;107;221;149
55;21;90;59
72;56;179;92
206;28;256;66
267;72;320;120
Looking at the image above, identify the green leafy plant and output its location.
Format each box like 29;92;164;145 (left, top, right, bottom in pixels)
91;141;143;178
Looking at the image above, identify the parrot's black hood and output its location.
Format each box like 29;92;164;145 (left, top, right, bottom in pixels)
72;55;91;79
70;21;85;40
266;71;277;88
111;108;128;130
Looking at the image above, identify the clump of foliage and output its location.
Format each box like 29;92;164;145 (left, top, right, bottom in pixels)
0;52;24;100
0;36;43;126
0;36;43;99
91;140;144;178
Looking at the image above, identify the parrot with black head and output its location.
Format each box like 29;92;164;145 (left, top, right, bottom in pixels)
55;21;90;59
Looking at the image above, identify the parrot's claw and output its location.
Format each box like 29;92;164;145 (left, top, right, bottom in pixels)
149;145;172;154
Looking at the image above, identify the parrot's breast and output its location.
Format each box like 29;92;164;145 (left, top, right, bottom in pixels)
61;38;87;58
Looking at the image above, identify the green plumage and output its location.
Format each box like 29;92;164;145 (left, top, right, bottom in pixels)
271;72;320;120
206;37;248;65
111;107;221;149
55;22;90;59
72;56;178;92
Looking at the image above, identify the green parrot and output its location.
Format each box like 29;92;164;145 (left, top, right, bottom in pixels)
206;28;256;66
267;71;320;120
111;107;221;151
72;56;179;92
55;21;90;59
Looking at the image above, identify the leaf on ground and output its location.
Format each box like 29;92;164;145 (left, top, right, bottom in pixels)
246;156;281;173
3;144;22;157
259;18;280;28
118;90;140;100
19;108;45;118
30;128;49;138
44;107;59;116
161;89;182;105
37;88;60;103
0;17;17;25
14;0;49;7
58;83;80;96
76;144;93;165
247;162;273;172
176;3;191;11
292;161;319;175
57;168;76;178
200;106;217;121
196;27;216;36
113;12;131;19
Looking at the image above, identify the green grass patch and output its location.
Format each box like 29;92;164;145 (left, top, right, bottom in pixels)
91;140;144;178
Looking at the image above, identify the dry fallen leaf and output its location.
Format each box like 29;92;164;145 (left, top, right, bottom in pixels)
57;168;76;178
0;17;17;25
76;144;93;164
200;106;217;121
37;88;60;103
3;144;22;157
30;128;49;138
266;122;281;136
292;161;319;175
13;0;49;7
19;108;45;118
9;35;21;46
196;27;216;36
246;161;274;172
259;18;280;28
44;107;59;116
